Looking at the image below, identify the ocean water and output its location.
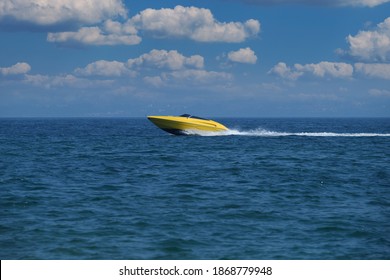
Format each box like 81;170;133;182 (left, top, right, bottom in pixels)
1;118;390;260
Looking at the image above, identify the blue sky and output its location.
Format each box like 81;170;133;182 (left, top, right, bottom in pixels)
1;0;390;117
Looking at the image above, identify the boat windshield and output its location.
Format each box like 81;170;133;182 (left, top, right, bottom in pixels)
180;114;209;120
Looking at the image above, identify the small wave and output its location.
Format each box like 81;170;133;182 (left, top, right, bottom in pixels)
184;128;390;137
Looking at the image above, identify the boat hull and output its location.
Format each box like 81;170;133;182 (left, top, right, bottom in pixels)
147;116;228;135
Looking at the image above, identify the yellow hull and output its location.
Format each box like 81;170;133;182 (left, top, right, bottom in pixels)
147;115;228;135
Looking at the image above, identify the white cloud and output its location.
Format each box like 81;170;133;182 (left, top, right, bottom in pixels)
75;50;230;87
343;0;389;6
127;49;204;70
295;61;353;78
268;62;303;80
23;74;50;86
354;63;390;79
163;69;232;83
369;88;390;96
227;47;257;64
0;0;127;26
46;5;260;46
73;49;206;82
128;5;260;43
237;0;390;7
346;17;390;62
50;74;94;88
143;76;165;87
24;74;113;88
103;19;137;35
271;61;390;80
18;49;229;90
144;69;232;87
269;61;353;80
0;62;31;75
74;60;131;77
47;25;141;46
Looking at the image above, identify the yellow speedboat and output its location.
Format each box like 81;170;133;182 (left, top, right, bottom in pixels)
147;114;228;135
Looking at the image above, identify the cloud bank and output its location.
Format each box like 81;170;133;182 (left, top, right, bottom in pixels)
270;61;390;80
355;63;390;79
268;62;303;80
1;2;261;47
0;62;31;75
0;0;127;26
269;61;353;80
127;49;204;70
73;49;231;86
47;24;141;46
19;49;231;90
295;62;354;78
75;60;130;77
46;5;260;46
237;0;390;7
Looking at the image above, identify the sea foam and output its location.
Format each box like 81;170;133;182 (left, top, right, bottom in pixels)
184;128;390;137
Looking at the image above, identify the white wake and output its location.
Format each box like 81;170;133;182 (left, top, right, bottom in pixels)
183;128;390;137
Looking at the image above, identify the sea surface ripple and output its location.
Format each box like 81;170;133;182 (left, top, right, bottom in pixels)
1;118;389;259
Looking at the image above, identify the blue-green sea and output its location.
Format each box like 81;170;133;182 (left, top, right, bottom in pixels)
1;118;390;259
